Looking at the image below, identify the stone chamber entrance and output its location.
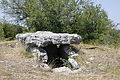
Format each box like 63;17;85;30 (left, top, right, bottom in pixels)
42;44;69;68
29;44;78;69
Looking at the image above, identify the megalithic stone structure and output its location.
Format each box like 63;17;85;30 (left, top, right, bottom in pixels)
16;31;82;69
16;31;82;47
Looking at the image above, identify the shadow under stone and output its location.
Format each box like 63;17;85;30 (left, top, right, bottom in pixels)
41;44;70;68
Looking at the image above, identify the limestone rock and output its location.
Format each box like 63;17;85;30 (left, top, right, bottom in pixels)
68;58;79;69
16;31;81;47
52;66;72;73
52;66;81;74
30;47;48;63
39;63;50;69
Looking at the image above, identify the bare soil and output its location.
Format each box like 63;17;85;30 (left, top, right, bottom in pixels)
0;40;120;80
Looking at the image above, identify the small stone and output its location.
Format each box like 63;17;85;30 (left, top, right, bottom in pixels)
0;61;4;63
85;61;91;64
52;66;72;73
39;63;50;69
71;54;79;57
71;68;81;73
32;64;39;68
89;57;95;61
68;58;79;69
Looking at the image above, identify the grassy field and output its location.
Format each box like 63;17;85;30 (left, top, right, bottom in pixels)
0;40;120;80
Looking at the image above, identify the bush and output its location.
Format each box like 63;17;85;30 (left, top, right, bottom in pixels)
0;22;29;41
0;23;5;41
20;50;33;58
2;23;22;40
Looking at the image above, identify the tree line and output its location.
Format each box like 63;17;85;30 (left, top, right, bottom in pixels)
0;0;120;46
0;22;28;40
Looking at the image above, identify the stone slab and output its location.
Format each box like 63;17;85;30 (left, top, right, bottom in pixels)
16;31;82;47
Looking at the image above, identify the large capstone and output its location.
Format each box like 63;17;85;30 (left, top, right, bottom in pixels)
16;31;81;47
16;31;81;69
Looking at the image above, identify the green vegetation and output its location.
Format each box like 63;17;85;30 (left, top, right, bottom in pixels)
60;58;73;69
0;24;4;41
20;45;33;58
104;66;120;75
0;22;28;41
20;50;33;58
0;0;120;46
0;69;12;76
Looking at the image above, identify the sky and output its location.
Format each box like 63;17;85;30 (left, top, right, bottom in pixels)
95;0;120;29
0;0;120;29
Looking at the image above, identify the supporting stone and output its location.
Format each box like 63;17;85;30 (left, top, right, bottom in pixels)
68;58;79;69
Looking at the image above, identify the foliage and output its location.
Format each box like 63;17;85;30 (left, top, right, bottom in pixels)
20;50;33;58
0;23;5;40
3;23;21;40
70;4;113;44
0;0;86;32
0;22;28;41
60;58;73;69
0;0;120;46
105;29;120;47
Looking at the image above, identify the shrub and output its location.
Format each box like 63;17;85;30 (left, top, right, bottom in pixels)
20;50;33;58
0;23;5;41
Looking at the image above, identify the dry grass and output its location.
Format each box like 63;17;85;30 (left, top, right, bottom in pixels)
0;40;120;80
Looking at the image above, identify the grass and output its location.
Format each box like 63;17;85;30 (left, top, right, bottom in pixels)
104;66;120;75
0;40;120;80
20;50;33;58
0;69;12;76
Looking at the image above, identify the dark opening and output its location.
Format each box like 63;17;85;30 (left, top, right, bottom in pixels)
42;44;69;68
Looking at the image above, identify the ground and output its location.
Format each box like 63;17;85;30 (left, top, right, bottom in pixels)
0;40;120;80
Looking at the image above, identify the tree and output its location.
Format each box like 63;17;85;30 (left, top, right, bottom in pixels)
0;21;26;40
0;23;5;40
105;29;120;47
74;4;113;44
2;22;26;40
1;0;119;45
0;0;86;32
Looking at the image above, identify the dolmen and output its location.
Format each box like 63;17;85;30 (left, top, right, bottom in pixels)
16;31;82;70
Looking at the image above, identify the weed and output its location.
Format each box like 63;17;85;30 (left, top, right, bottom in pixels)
0;69;12;76
20;50;33;58
60;58;73;69
104;66;120;75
